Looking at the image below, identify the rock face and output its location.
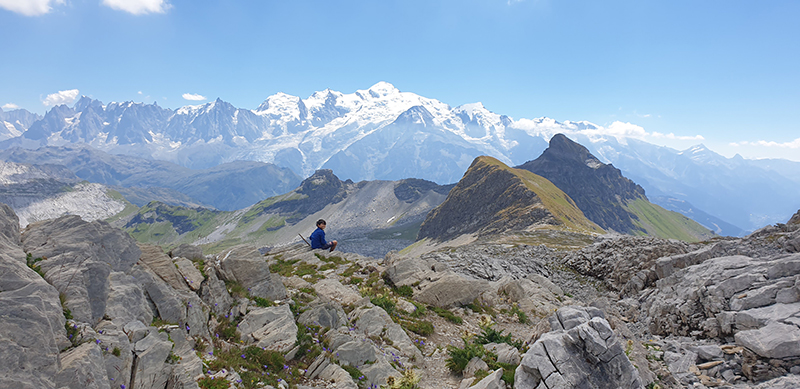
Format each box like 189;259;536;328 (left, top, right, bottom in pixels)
418;156;601;242
518;134;712;241
788;209;800;225
0;203;66;389
217;244;286;300
515;306;643;389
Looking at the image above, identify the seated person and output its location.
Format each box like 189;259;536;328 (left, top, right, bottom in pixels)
309;219;337;252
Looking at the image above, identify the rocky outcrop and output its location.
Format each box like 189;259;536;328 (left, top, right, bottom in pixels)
418;156;601;242
0;203;66;389
788;210;800;225
517;134;646;234
518;134;712;241
515;306;643;389
217;244;286;300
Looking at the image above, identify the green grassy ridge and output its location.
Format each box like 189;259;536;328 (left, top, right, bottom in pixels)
475;156;604;235
624;198;714;242
104;188;139;222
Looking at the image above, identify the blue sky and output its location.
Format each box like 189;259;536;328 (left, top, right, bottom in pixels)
1;0;798;161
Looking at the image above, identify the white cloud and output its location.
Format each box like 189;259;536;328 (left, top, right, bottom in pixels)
730;138;800;149
42;89;80;107
0;0;63;16
137;91;143;95
2;103;20;110
650;131;704;141
182;93;206;101
102;0;170;15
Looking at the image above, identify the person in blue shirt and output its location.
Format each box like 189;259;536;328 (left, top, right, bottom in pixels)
309;219;337;252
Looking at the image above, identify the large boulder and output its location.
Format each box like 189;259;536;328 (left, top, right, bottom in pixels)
0;203;66;389
54;342;110;389
237;305;297;353
515;306;642;389
643;253;800;338
217;245;286;300
20;215;142;325
414;273;489;308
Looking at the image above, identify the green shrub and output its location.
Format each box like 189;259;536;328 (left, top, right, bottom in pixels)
445;340;485;373
252;296;274;307
371;295;396;315
215;317;240;342
395;285;414;298
341;364;365;382
475;326;522;349
430;306;463;324
406;320;434;336
198;376;229;389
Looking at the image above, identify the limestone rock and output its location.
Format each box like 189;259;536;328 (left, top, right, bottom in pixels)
298;299;348;329
515;306;642;389
22;215;141;273
169;243;204;261
138;244;191;291
174;257;204;291
55;342;110;389
104;271;154;325
95;321;134;389
335;339;378;366
385;257;436;287
316;362;358;389
0;204;65;389
471;368;504;389
414;273;489;308
218;244;286;300
351;305;422;361
238;305;297;353
132;331;173;389
200;270;233;317
735;321;800;359
463;356;488;378
313;278;362;305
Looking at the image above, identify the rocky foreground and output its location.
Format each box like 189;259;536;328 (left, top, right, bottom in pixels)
1;202;799;389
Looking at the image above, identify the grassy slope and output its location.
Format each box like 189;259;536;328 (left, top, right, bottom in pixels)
477;156;604;235
624;198;714;242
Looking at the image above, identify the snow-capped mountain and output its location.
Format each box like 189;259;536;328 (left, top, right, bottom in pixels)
0;107;41;142
1;82;799;234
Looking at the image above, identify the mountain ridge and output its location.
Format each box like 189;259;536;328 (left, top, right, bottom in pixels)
2;83;799;232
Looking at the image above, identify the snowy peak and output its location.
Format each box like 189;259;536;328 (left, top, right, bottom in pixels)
363;81;400;99
255;92;306;122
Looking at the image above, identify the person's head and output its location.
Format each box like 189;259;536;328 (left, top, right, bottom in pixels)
316;219;327;229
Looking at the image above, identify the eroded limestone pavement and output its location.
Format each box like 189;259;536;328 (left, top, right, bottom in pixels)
1;202;799;389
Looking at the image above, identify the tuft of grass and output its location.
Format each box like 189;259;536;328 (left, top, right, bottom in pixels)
112;347;121;357
269;259;300;277
198;376;229;389
26;253;46;278
225;280;248;299
430;306;463;324
214;316;240;342
371;295;396;316
341;364;365;383
509;304;529;324
474;326;522;350
405;320;434;337
446;340;485;373
252;296;274;308
395;285;414;298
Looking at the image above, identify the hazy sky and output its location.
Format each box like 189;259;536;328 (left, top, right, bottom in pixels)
1;0;798;161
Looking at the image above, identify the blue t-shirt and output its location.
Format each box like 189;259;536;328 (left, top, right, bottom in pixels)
309;227;330;249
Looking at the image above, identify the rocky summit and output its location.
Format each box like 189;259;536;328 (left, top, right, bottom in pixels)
2;198;800;389
518;134;714;241
418;156;602;242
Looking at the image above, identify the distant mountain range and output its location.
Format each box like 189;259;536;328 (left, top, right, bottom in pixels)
1;82;799;234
